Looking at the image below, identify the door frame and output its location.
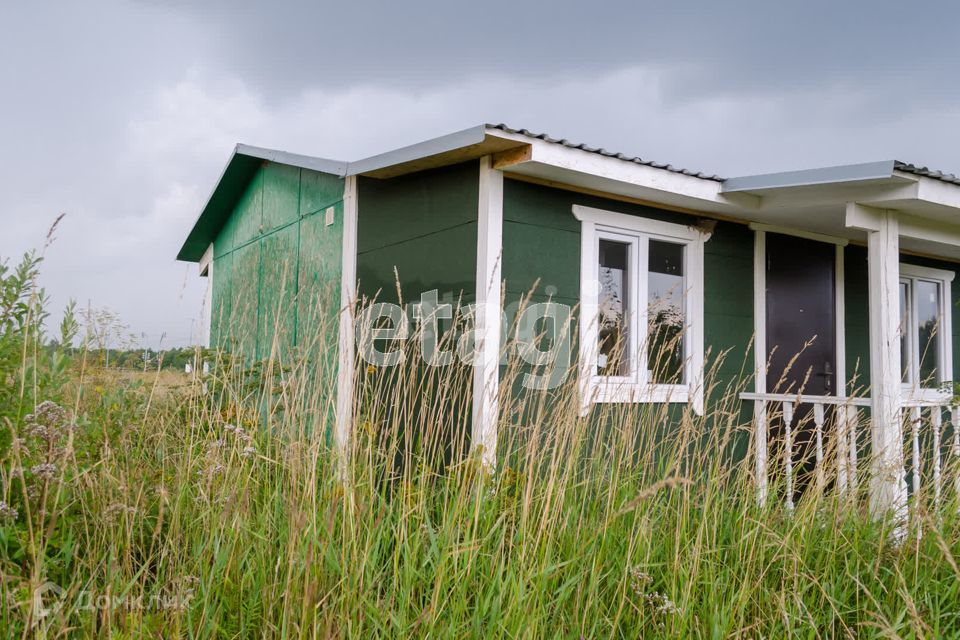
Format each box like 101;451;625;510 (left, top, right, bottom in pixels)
751;223;847;398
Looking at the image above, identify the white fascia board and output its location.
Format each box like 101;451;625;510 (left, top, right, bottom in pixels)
898;214;960;248
848;202;960;248
910;174;960;211
235;143;348;176
488;130;739;209
759;182;919;211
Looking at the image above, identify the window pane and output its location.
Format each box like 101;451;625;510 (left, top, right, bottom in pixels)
598;239;630;376
916;280;941;386
900;281;911;383
648;240;685;384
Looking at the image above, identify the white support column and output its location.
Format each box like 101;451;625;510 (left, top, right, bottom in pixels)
472;156;504;471
860;205;908;520
753;230;769;505
335;176;359;475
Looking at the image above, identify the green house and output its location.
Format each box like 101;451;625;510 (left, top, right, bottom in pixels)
178;123;960;515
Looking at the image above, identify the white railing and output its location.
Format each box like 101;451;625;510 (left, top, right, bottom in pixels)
740;392;960;512
903;402;960;510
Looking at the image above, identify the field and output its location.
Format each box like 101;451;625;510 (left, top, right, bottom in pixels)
2;253;960;639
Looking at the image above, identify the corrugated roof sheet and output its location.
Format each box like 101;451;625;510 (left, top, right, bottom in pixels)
487;125;960;187
486;123;725;182
894;161;960;186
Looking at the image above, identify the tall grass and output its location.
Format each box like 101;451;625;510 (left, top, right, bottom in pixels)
1;266;960;638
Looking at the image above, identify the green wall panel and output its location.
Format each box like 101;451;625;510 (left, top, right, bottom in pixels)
231;242;261;359
207;161;345;370
210;251;234;347
501;221;579;298
354;161;481;461
258;224;299;361
232;168;264;248
213;219;234;259
300;169;345;217
298;203;343;355
262;163;301;233
357;223;478;303
357;161;479;255
356;161;480;303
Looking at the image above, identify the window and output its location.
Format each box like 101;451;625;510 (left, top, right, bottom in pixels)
573;205;709;414
899;264;954;395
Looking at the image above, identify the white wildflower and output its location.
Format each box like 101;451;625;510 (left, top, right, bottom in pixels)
644;591;678;616
0;501;18;521
31;463;57;481
628;566;679;619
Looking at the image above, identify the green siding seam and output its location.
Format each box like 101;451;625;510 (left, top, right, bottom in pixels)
255;240;263;360
212;197;344;261
357;220;478;256
502;217;580;234
292;169;303;347
301;196;345;218
213;205;343;260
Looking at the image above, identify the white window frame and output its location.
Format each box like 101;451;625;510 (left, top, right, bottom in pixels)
899;263;954;401
573;204;708;416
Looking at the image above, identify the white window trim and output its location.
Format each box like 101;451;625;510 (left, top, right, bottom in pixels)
573;204;708;416
899;263;954;401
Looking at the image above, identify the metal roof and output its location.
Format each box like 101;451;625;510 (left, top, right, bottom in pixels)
486;123;725;182
721;160;899;193
723;159;960;194
894;161;960;186
178;124;960;262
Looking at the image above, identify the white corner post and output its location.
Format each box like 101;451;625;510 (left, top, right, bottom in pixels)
198;243;214;347
850;203;908;520
473;156;504;471
335;175;359;475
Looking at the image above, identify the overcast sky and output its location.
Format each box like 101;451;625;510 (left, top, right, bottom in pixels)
2;0;959;347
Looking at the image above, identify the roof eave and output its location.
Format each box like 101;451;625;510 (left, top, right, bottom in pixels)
345;125;526;178
721;160;901;194
176;145;347;262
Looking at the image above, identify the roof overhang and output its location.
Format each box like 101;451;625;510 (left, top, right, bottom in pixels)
178;124;960;264
484;127;750;215
721;162;960;260
346;125;526;178
177;144;347;262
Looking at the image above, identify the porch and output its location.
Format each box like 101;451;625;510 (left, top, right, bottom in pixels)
740;392;959;516
723;164;960;518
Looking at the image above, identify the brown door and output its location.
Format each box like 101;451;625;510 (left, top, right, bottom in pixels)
766;233;836;395
765;233;836;499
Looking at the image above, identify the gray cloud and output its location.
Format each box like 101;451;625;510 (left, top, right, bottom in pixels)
1;0;958;346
